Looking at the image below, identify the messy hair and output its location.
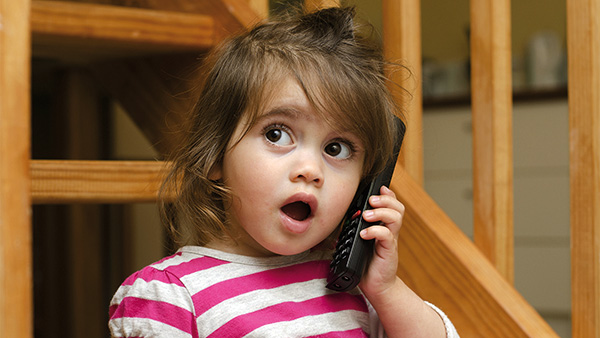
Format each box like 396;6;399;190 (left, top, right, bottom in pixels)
160;6;406;247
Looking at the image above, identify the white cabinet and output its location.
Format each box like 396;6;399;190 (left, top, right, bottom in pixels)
423;99;571;337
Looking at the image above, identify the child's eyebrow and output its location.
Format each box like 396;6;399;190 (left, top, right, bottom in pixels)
259;106;314;122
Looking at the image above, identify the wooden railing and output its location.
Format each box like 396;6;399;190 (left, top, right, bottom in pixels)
469;0;515;283
0;1;32;336
1;0;599;336
567;0;600;336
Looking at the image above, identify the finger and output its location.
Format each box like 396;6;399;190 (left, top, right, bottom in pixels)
360;225;396;251
362;204;404;235
368;193;405;215
380;185;396;197
362;208;401;228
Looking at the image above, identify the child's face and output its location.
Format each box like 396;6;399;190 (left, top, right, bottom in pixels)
212;77;365;257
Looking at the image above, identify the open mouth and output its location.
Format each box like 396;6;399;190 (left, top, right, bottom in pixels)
281;201;312;221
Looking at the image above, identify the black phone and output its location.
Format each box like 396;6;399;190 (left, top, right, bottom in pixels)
326;116;405;292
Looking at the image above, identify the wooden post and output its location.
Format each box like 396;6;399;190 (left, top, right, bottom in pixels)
567;0;600;336
304;0;341;12
383;0;424;185
248;0;268;18
470;0;514;283
0;0;33;337
62;70;107;338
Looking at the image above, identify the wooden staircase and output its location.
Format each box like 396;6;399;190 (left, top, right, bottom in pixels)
31;1;215;62
1;0;599;337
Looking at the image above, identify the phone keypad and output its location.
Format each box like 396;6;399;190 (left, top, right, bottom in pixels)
330;215;358;271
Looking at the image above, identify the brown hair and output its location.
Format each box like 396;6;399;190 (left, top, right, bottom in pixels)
160;6;406;247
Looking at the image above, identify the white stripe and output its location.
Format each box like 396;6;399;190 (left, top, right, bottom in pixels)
152;252;199;270
244;309;370;337
109;317;191;338
196;279;329;337
180;260;272;294
111;279;192;310
110;284;131;306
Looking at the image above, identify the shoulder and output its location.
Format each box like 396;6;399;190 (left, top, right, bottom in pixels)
108;250;224;338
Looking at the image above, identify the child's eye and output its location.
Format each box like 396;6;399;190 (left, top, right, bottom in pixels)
264;126;293;146
324;141;353;159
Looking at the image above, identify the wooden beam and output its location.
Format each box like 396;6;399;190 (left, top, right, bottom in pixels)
31;160;171;204
31;0;215;62
383;0;424;185
140;0;264;38
0;0;33;337
470;0;514;283
392;166;558;337
567;0;600;336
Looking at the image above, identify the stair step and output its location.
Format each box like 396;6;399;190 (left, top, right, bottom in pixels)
31;1;215;62
31;160;171;204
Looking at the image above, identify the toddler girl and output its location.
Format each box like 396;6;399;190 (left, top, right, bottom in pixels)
109;6;459;337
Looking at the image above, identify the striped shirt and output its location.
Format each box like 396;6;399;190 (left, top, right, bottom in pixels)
109;246;457;337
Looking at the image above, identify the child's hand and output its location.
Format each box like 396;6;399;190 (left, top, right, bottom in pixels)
358;185;405;297
357;186;448;337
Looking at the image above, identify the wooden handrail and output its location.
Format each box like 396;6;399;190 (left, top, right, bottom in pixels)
0;0;32;337
567;0;600;336
470;0;515;283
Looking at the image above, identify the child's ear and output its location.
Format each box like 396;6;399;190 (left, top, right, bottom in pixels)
208;164;222;181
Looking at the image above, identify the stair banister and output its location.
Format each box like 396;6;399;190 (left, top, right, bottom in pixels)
0;0;32;336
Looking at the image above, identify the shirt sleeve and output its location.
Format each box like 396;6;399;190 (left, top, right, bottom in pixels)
108;267;197;338
367;300;460;338
366;299;387;338
425;301;460;338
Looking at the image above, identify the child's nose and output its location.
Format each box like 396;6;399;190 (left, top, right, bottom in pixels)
289;151;324;187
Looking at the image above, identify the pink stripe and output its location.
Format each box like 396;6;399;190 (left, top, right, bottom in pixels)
164;256;229;278
191;260;330;314
122;267;184;287
122;256;228;287
110;296;196;336
306;327;369;337
207;293;368;337
121;252;181;286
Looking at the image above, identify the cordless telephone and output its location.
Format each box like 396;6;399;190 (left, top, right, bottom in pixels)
326;116;405;292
